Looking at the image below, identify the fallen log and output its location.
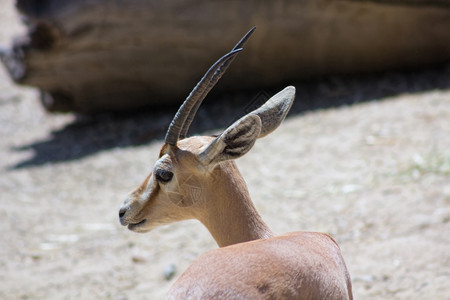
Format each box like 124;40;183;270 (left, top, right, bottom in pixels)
1;0;450;113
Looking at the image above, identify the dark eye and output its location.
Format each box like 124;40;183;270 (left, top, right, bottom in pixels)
155;169;173;183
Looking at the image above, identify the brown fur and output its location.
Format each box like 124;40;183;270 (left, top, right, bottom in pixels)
120;137;352;299
169;232;352;300
119;86;352;299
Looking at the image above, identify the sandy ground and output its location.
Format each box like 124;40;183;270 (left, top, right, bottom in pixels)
1;2;449;299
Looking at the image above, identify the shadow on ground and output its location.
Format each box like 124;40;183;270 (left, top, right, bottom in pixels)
10;64;450;169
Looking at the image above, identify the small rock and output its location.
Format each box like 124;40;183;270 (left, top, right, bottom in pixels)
31;254;42;261
341;184;360;194
131;255;146;263
163;263;177;281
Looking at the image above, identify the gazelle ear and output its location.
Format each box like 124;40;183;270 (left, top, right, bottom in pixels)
199;114;261;166
250;86;295;138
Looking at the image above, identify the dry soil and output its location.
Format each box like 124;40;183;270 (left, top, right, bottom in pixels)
1;2;449;299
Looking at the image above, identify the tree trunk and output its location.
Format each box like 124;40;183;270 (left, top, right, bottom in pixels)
2;0;450;113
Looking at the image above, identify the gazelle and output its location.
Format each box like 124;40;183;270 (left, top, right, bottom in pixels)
119;28;353;299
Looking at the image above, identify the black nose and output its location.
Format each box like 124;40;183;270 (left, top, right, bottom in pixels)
119;207;127;219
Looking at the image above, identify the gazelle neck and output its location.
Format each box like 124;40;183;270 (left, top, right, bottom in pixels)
197;161;274;247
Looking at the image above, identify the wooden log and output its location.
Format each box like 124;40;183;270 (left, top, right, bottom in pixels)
1;0;450;113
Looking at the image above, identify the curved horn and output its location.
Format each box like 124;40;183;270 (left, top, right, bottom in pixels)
179;27;256;140
164;49;242;145
165;27;256;145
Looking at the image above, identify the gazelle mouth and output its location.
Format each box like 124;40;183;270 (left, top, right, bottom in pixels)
128;219;147;230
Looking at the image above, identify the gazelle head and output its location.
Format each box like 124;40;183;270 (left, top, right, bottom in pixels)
118;28;295;234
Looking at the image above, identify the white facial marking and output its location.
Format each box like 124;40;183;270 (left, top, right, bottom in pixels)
139;173;155;204
139;154;170;203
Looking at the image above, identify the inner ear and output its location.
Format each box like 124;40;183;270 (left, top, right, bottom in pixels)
199;114;261;165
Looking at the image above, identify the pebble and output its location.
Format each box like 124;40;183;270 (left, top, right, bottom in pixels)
163;263;176;281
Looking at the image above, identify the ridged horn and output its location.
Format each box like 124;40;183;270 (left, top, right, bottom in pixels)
179;27;256;140
164;27;256;146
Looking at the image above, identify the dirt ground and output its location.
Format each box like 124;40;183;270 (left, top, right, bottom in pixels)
1;3;449;300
